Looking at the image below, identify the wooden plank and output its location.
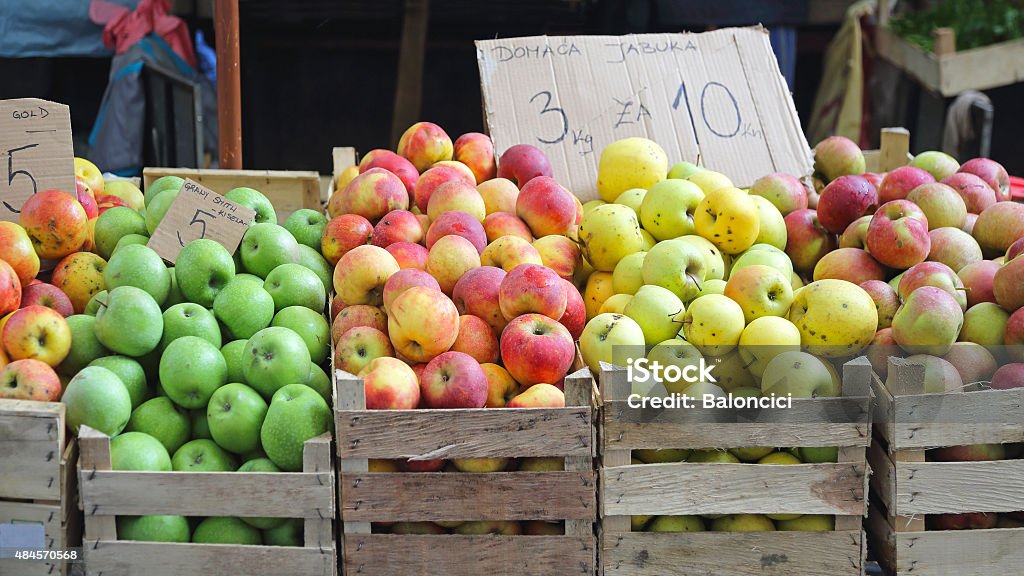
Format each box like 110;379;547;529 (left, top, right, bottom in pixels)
78;426;116;542
603;420;868;452
390;0;430;147
892;449;926;532
598;363;633;539
892;527;1024;575
331;147;357;178
343;534;594;576
0;401;64;501
302;432;335;550
834;444;867;532
336;407;592;459
335;368;371;536
82;541;336;576
866;502;898;575
0;500;63;549
602;531;863;576
893;459;1024;515
562;367;596;546
601;462;866;516
341;471;594;522
80;470;332;518
866;441;896;519
879;127;911;173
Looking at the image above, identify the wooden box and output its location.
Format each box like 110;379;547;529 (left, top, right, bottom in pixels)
0;401;81;576
598;357;873;576
77;426;336;576
867;357;1024;575
333;364;597;576
141;168;321;225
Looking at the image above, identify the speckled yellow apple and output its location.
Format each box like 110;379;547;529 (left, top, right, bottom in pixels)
737;316;801;378
695;187;760;255
674;235;727;281
612;251;646;295
788;279;877;358
583;271;615;320
687;170;733;194
598;293;632;315
579;313;645;372
596;137;667;203
578;203;645;272
681;294;745;356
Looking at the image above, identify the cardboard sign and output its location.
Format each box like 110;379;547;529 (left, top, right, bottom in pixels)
0;98;76;222
147;179;256;263
476;27;813;201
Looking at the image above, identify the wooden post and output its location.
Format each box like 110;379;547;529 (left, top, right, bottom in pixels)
215;0;243;169
932;27;956;56
879;127;910;173
391;0;430;147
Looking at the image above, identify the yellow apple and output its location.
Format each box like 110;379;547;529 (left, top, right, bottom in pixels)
634;449;689;463
695;187;760;255
729;447;774;462
776;515;835;531
705;350;755;391
582;199;606;215
623;285;685;345
640;229;657;250
597;137;667;202
738;316;801;378
639;179;705;240
724;264;794;322
695;278;727;297
686;170;733;194
614;188;647;215
579;313;645;372
583;271;615;320
612;251;646;295
647;515;706;532
681;294;745;356
519;457;564;471
74;157;104;196
761;351;837;398
788;279;877;358
757;451;804;520
646;338;702;394
674;235;727;281
578;204;646;271
104;180;145;211
598;293;632;315
452;458;510;473
749;195;787;250
710;514;776;532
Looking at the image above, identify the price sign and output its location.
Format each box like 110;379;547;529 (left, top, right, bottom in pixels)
147;179;257;263
476;27;814;201
0;99;76;222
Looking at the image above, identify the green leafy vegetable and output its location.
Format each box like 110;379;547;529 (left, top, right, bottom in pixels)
890;0;1024;51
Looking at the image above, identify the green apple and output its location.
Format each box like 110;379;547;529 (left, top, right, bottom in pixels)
612;251;646;295
145;189;179;234
298;245;333;296
681;294;744;356
63;366;132;435
761;351;837;398
235;459;287;530
59;314;110;376
578;204;646;271
737;316;801;378
634;449;689;463
214;277;275;340
688;450;740;463
145;175;185;207
221;340;249;384
710;514;776;532
668;161;703;180
117;515;190;542
225;187;276;224
191;409;212;440
159;336;227;409
642;238;707;302
104;244;171;306
192;517;262;545
113;233;151;254
730;243;793;279
729;447;774;462
776;514;835;531
174;239;236;307
161;303;222;350
706;350;755;391
84;290;108;316
94;286;164;357
111;431;172;471
910;150;960;181
646;338;702;394
270;306;330;364
647;515;705;532
208;383;268;454
749;195;787;250
89;355;149;409
94;207;148;260
724;264;794;323
960;302;1009;348
797;447;839;463
640;229;656;250
682;381;726;399
126;397;191;455
674;235;727;281
695;278;727;297
305;362;331;404
262;518;302;546
164;268;185;308
623;285;685;345
261;384;331;471
640;179;705;240
264;263;325;312
240;223;302;278
172;439;238;471
614;188;647;215
284;209;328;250
579;313;646;372
243;327;311;399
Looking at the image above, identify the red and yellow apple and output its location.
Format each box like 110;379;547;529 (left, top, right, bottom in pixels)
1;306;72;367
388;286;460;363
20;190;89;260
359;356;420;409
500;313;575;387
419;351;488;408
51;252;106;314
322;214;373;265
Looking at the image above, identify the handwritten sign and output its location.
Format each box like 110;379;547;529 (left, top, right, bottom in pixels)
0;98;76;222
147;179;257;263
476;28;814;201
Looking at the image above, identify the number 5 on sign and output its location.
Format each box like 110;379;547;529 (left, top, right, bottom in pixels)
0;99;76;222
147;179;257;263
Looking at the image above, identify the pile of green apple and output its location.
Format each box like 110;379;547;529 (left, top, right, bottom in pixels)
58;181;336;547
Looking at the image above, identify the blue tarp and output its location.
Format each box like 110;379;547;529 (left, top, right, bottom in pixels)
0;0;139;58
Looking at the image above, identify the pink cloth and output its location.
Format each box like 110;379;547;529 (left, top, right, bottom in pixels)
90;0;197;67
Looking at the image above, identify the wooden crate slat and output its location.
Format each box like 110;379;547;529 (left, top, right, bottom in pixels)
0;401;65;501
341;471;595;522
879;521;1024;576
866;441;896;519
601;462;866;517
336;406;592;459
892;459;1024;515
82;541;336;576
602;531;864;576
603;421;869;451
342;534;595;576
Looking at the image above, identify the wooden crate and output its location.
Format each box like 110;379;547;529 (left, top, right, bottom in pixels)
324;147;358;205
0;400;82;576
867;357;1024;575
333;363;597;576
876;3;1024;96
598;357;873;576
77;426;336;576
141;168;321;225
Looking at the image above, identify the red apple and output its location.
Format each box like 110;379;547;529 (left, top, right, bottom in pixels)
813;248;886;285
76;178;99;219
931;513;998;530
784;209;838;273
507;383;565;408
452;266;507;335
866;328;903;379
990;363;1024;390
359;356;420;410
533;235;579;281
994;256;1024;312
497;144;553;188
483;212;533;244
359;149;419;196
330;296;347;322
332;304;387;343
20;283;73;318
371;210;424;249
382;269;442;314
420;351;488;408
426;210;487;252
516;176;576;237
498;263;567;321
959;158;1010;202
322;214;373;265
899;262;967;310
332;168;409;222
19;190;89;260
0;259;22;317
450;315;499;364
1;305;71;367
397;122;454;173
941;172;997;214
405;459;445;472
928;227;983;273
878;166;934;204
1006;308;1024;362
386;242;429;271
500;313;575;387
453;133;496;184
0;222;40;286
816;175;878;234
749;172;808;216
558;279;586;340
96;194;130;215
0;358;62;401
866;200;931;269
335;326;394;375
959;260;1000;307
1007;237;1024;262
942;342;998;385
932;444;1005;462
414;165;475;214
860;280;900;330
973;202;1024;258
